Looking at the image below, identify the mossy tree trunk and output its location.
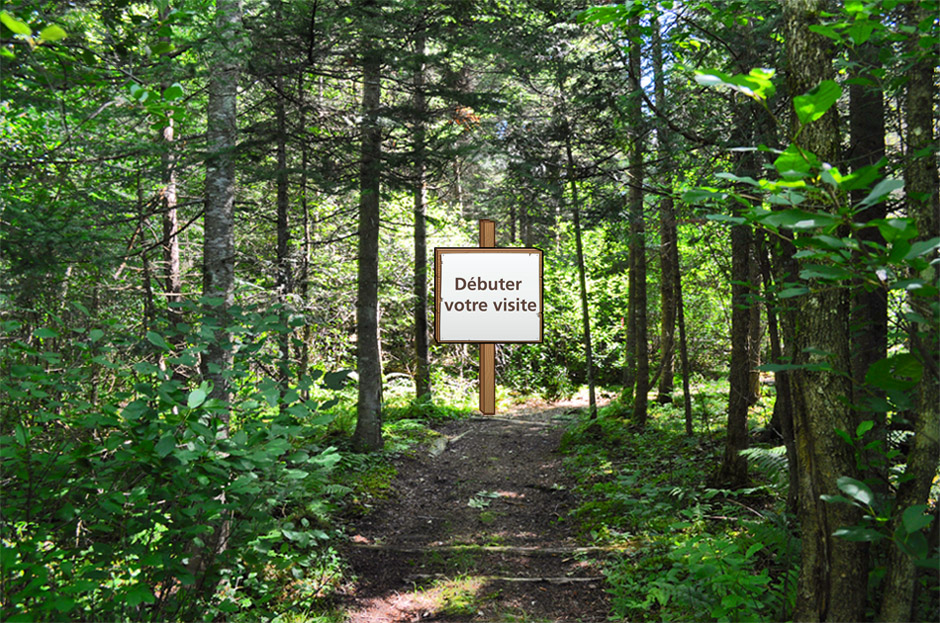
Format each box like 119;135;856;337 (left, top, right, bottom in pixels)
784;1;867;619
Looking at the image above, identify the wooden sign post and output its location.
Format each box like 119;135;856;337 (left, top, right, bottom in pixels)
479;220;496;414
434;220;543;415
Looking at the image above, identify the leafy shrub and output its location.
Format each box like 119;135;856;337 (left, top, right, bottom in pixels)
0;304;347;621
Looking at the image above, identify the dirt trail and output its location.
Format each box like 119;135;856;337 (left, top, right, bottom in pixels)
338;397;612;622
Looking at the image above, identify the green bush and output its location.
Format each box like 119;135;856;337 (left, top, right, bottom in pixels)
0;304;346;621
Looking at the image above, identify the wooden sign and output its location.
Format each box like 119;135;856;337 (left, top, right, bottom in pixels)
434;220;543;414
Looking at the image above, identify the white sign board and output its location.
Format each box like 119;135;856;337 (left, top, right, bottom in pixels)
434;248;543;343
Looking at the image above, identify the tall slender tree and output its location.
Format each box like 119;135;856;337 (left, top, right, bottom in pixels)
203;0;242;413
565;128;597;417
627;15;649;427
413;8;431;402
274;0;292;400
353;0;384;452
718;23;759;486
158;4;182;352
653;16;678;405
879;3;940;618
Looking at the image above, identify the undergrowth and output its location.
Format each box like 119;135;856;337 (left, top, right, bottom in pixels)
561;381;799;622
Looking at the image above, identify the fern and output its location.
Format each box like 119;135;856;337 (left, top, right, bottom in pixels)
324;483;353;497
740;445;789;489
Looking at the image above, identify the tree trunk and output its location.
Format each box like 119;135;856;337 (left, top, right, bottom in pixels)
161;120;182;326
298;70;312;399
879;3;940;618
758;231;799;515
719;93;756;488
627;17;648;427
747;252;762;405
192;0;241;584
674;244;694;436
413;15;431;402
157;6;182;349
721;215;752;488
848;26;888;496
653;18;676;404
353;0;384;452
565;131;596;418
275;2;291;400
202;0;241;414
783;1;867;619
622;232;637;397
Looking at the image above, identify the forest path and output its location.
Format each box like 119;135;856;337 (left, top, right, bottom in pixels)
338;395;613;622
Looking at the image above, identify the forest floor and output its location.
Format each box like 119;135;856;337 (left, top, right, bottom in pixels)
336;395;616;622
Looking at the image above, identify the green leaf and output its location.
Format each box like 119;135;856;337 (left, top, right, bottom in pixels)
52;597;76;612
14;423;27;446
694;68;776;100
778;285;809;299
800;264;853;281
902;505;933;534
761;208;837;230
162;83;184;101
848;20;875;45
865;354;923;392
324;370;350;390
904;237;940;261
766;190;806;206
808;24;842;42
132;361;159;375
261;386;280;407
682;188;726;203
833;526;882;541
855;420;874;438
705;213;746;225
155;433;176;458
895;528;928;558
840;163;883;191
871;217;918;243
187;387;208;409
39;25;66;42
745;543;764;558
1;11;32;35
913;557;940;571
834;428;853;445
859;179;903;208
773;145;818;179
151;41;174;55
88;328;105;342
845;0;866;14
146;330;171;350
758;363;803;372
124;583;155;607
837;476;874;506
889;278;935;295
34;327;59;338
793;80;842;125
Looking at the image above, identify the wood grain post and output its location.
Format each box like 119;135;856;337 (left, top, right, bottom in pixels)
479;220;496;415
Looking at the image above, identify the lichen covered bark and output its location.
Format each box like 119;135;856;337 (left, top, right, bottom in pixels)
783;0;867;619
